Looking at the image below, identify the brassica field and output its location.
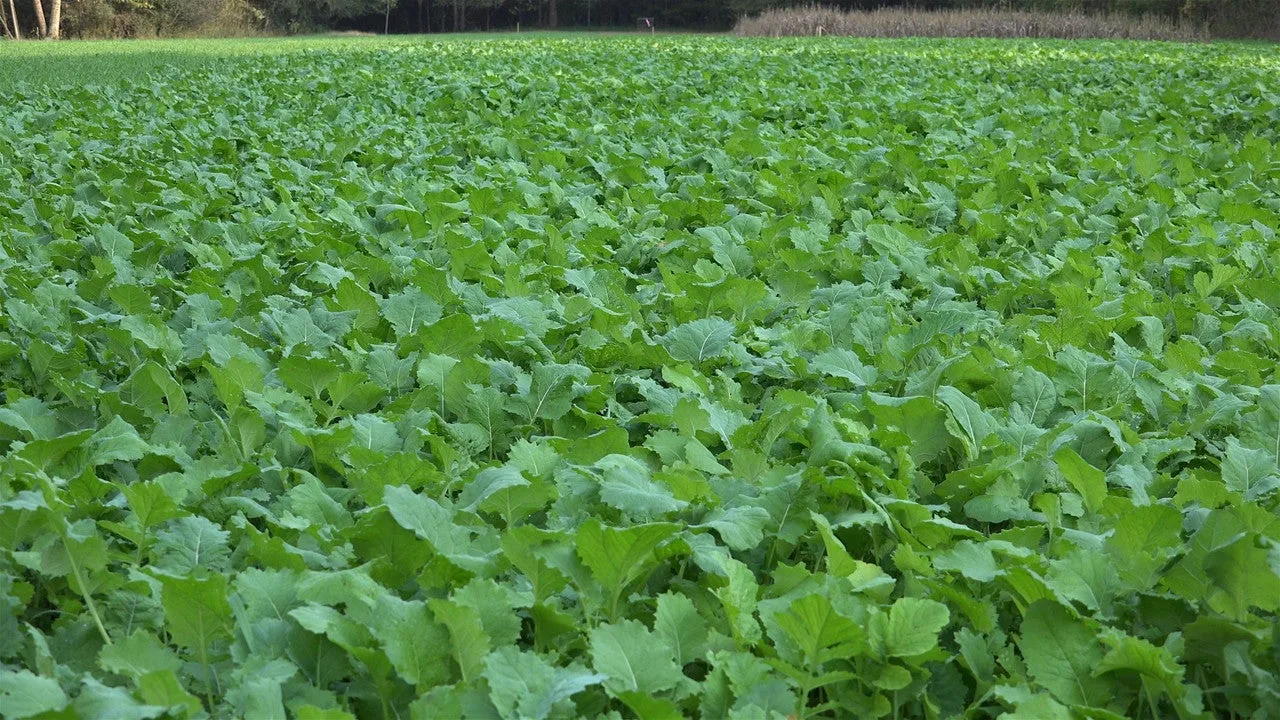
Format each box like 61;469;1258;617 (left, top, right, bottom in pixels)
1;36;1279;719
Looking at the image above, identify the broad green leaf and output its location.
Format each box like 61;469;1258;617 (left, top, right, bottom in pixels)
458;465;529;513
0;669;69;719
998;693;1072;720
99;631;182;678
484;646;605;720
1018;600;1110;706
866;394;952;463
382;288;442;337
1204;534;1280;621
810;511;858;577
595;454;686;517
366;594;451;688
511;362;591;422
663;318;735;364
716;558;763;645
73;677;167;720
427;598;489;683
590;619;684;695
152;516;231;574
1094;633;1183;695
1054;447;1106;515
654;592;709;667
416;353;459;416
0;398;58;439
933;540;1000;582
804;399;856;466
882;597;949;657
383;484;496;573
452;578;526;647
1240;385;1280;462
1012;369;1058;425
1221;438;1279;500
699;505;770;551
1106;503;1182;589
938;385;996;457
811;348;877;386
87;416;151;466
772;593;866;667
1045;548;1120;615
576;520;680;615
158;572;233;661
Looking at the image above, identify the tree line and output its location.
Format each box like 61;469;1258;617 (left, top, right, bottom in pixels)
1;0;1270;39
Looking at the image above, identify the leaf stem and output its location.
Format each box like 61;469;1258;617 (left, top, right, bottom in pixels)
40;474;111;646
199;643;214;711
65;544;112;646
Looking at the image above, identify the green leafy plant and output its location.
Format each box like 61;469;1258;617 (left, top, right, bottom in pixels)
1;35;1278;719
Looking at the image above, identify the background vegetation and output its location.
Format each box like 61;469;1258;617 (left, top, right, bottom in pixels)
1;0;1276;40
733;6;1211;41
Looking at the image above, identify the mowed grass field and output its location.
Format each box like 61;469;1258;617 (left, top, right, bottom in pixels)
1;35;1279;719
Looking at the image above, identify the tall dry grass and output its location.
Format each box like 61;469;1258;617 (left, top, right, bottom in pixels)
733;5;1207;41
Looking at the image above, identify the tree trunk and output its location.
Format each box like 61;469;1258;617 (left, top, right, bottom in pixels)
32;0;46;38
417;0;423;32
47;0;59;38
549;0;557;27
384;0;391;33
0;0;13;39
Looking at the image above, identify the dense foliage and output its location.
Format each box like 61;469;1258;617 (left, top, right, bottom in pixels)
2;37;1280;719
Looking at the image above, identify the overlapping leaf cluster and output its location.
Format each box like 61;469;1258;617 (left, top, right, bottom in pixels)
1;37;1279;719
